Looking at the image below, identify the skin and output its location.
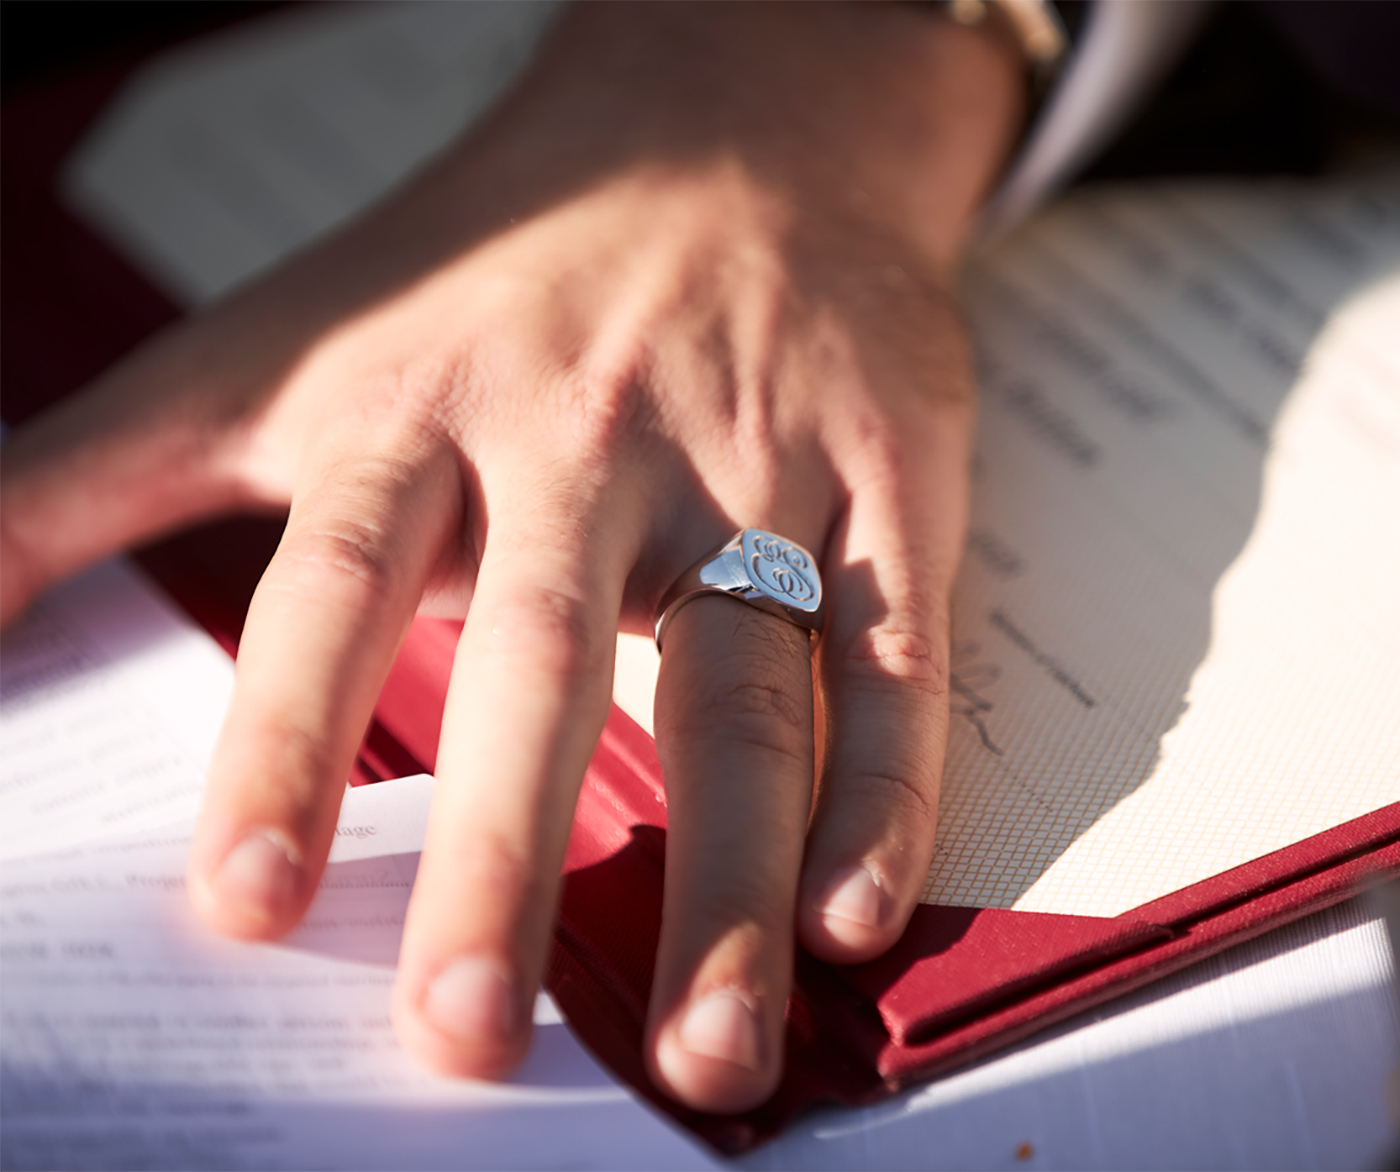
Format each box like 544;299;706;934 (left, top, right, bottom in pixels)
0;3;1022;1113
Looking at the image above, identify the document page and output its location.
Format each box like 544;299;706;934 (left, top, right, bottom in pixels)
0;560;234;861
0;775;718;1171
924;175;1400;914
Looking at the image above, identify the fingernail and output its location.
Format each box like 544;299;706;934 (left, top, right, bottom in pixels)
678;990;763;1071
822;863;884;930
424;957;521;1045
212;829;302;922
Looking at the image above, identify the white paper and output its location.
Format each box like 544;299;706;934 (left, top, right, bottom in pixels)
0;560;235;861
0;774;718;1171
921;176;1400;914
742;896;1399;1172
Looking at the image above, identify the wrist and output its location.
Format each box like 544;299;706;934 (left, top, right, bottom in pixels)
492;2;1025;274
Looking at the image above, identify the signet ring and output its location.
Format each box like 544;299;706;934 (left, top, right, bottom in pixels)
653;528;825;652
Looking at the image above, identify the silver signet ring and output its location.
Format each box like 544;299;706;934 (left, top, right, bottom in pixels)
653;528;825;652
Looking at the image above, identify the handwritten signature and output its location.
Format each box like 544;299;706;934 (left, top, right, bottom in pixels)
949;641;1004;756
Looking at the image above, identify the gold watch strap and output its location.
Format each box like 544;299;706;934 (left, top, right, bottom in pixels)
944;0;1068;82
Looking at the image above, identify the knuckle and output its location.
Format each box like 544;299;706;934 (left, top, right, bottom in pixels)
270;447;448;610
670;608;814;753
841;625;948;698
839;412;918;497
256;718;336;791
276;518;403;606
454;829;546;910
565;364;656;471
684;664;811;758
708;677;809;735
688;873;788;934
842;764;940;829
486;583;609;682
846;410;903;461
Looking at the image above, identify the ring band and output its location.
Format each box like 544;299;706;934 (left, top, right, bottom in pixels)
653;528;825;651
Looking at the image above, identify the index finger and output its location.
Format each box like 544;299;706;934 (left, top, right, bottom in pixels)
186;435;462;937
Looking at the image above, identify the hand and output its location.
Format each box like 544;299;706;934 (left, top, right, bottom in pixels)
0;2;1021;1112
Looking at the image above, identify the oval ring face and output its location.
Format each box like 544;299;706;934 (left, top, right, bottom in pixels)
741;528;821;612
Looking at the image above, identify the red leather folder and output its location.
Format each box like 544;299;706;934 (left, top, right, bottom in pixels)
6;61;1398;1156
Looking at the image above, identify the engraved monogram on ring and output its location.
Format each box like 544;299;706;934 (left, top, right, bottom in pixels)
653;527;825;650
743;530;817;605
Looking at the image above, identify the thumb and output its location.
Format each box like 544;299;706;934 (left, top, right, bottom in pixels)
1;337;276;625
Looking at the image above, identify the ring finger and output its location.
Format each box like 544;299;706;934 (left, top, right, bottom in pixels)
645;536;822;1114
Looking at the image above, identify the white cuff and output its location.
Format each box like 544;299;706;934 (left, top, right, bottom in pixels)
980;0;1216;236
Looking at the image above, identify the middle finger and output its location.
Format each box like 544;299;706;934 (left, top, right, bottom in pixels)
391;491;633;1079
